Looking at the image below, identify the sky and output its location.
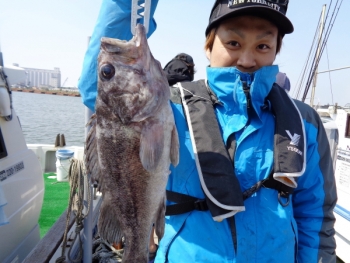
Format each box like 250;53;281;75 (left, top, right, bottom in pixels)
0;0;349;106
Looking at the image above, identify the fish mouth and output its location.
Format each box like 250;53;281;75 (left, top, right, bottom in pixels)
100;24;147;57
104;24;146;48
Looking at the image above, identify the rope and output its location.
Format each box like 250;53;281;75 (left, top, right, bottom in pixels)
55;158;92;263
325;45;334;105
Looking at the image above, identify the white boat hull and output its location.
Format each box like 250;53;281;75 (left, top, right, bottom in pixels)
319;107;350;262
0;110;44;263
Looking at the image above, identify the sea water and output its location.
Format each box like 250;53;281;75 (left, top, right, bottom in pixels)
12;92;86;147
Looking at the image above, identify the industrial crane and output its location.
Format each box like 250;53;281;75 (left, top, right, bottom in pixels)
61;77;68;87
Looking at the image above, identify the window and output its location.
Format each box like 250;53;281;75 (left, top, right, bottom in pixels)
0;128;7;159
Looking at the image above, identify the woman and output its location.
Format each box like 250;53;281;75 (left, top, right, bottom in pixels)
155;1;337;262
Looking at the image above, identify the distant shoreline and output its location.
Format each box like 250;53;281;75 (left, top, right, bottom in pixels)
11;88;81;97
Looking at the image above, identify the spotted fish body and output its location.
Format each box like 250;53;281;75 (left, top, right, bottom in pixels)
85;24;179;263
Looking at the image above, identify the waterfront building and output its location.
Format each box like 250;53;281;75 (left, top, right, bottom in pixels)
12;63;61;88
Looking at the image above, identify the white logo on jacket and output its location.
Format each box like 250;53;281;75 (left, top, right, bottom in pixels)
286;130;302;156
286;130;300;146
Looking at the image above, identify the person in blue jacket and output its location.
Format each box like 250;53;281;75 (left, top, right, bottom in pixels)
155;0;337;262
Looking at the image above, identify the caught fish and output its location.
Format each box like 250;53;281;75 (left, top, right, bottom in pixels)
84;24;179;263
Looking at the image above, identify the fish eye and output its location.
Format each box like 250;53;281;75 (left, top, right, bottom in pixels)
100;64;115;80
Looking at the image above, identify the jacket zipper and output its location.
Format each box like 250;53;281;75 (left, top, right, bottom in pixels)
242;75;252;128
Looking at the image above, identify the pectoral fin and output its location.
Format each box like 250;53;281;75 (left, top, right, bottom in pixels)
84;114;103;190
140;122;164;171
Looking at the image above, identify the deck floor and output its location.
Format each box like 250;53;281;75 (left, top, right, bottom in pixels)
39;172;69;238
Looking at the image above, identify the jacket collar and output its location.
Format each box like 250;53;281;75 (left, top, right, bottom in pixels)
206;65;279;112
206;65;279;141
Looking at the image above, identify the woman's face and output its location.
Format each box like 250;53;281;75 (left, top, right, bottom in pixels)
206;16;278;72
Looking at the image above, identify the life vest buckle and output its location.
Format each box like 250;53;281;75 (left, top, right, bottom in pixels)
242;179;266;200
278;192;290;207
193;199;208;211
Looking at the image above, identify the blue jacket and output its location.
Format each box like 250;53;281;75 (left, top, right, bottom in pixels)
155;65;337;263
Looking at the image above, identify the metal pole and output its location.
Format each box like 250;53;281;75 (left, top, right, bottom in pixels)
83;107;93;263
0;43;4;67
310;4;326;107
0;52;4;67
83;36;93;263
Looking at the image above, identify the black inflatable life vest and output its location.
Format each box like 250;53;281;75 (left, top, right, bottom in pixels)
166;79;306;218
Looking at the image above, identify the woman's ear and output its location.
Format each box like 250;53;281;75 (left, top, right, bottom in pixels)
205;49;211;61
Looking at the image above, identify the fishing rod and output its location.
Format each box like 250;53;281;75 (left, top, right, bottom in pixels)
294;1;332;100
294;0;338;101
304;4;327;106
299;2;330;102
293;12;322;100
301;0;343;103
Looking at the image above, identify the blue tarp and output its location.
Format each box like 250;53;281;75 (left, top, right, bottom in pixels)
78;0;159;112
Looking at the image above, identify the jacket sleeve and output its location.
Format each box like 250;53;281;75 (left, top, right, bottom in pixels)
292;106;337;263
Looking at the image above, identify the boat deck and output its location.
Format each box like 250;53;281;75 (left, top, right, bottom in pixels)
39;172;70;238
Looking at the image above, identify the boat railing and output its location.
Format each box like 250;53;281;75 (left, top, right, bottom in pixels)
22;210;76;263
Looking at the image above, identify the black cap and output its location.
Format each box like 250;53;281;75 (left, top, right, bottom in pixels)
163;53;195;85
206;0;294;36
175;53;195;66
